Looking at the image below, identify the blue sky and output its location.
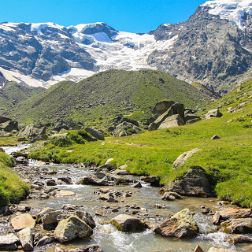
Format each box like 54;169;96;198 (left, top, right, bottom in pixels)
0;0;206;32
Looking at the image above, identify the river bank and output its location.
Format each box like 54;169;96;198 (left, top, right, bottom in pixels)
0;146;251;252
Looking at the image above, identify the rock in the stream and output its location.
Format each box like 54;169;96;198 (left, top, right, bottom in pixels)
194;245;204;252
0;233;20;250
41;209;64;230
46;179;57;186
58;177;72;184
55;190;75;197
132;181;142;188
15;156;29;165
17;228;33;251
173;148;201;169
111;214;147;232
221;218;252;234
141;176;160;187
55;244;102;252
154;208;199;238
168;166;213;197
217;207;252;221
36;235;55;246
54;216;93;243
11;213;36;231
162;191;183;201
228;234;252;244
79;176;112;186
75;211;96;229
207;248;237;252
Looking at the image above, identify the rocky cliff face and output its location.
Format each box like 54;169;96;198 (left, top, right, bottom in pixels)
149;3;252;91
0;0;251;91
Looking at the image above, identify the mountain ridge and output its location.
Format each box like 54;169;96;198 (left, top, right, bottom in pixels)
0;0;251;91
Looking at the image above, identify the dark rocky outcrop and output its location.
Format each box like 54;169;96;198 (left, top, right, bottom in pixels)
168;166;214;197
0;116;18;132
18;125;47;142
85;128;104;140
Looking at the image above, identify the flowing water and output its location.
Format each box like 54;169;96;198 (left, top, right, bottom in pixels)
2;146;252;252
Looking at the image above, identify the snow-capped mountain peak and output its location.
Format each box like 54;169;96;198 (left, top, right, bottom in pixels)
202;0;252;29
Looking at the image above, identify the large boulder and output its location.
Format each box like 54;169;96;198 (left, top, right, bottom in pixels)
218;208;252;221
18;125;47;142
41;209;64;230
11;213;36;231
85;128;104;140
158;114;185;129
154;208;199;238
152;101;176;115
205;109;222;119
168;166;213;197
221;218;252;234
111;214;147;232
0;234;20;251
173;148;201;169
54;216;93;243
0;118;18;132
17;228;33;251
149;102;185;130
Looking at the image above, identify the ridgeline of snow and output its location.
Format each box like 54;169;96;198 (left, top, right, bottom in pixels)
202;0;252;29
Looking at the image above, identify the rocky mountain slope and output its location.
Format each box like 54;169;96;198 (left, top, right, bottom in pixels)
5;70;211;127
0;0;251;91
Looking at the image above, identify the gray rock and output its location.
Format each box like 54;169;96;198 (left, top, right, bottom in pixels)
158;114;185;129
36;235;55;246
85;128;104;140
0;233;20;250
173;148;201;169
17;228;33;251
205;109;222;119
54;216;93;243
211;135;221;140
154;208;199;238
168;166;213;197
162;191;183;201
111;214;147;232
18;125;47;142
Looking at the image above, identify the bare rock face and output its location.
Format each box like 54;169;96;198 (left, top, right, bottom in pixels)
168;166;214;197
149;6;252;91
154;208;199;238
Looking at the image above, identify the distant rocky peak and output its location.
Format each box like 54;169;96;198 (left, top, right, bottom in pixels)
201;0;252;29
68;22;118;40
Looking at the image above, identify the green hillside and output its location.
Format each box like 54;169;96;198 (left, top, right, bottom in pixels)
30;79;252;207
10;70;211;127
0;82;45;116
